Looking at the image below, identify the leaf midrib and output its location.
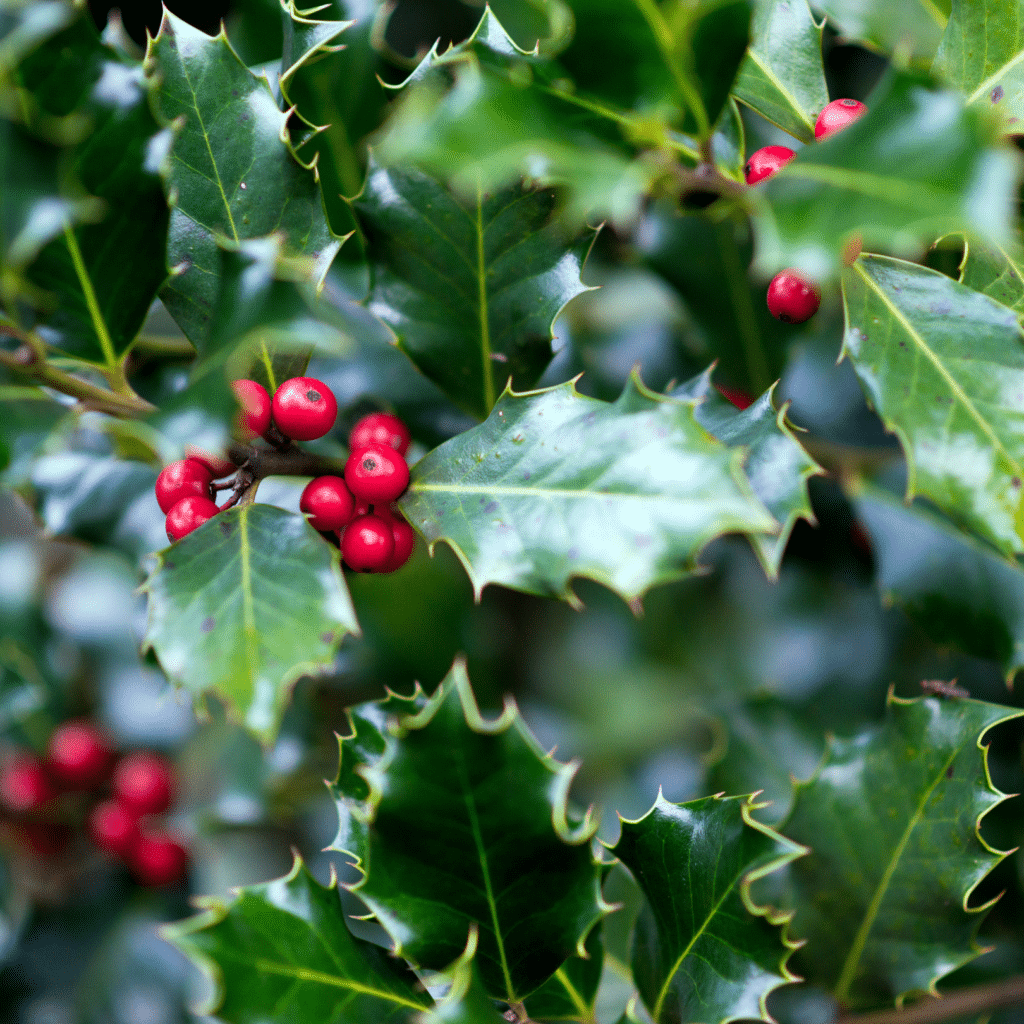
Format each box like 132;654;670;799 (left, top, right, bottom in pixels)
853;260;1024;481
833;745;958;1001
743;49;816;132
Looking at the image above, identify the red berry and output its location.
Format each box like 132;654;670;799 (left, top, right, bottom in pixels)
341;514;395;571
113;751;174;816
743;145;795;184
349;412;411;456
130;829;188;886
232;379;272;440
814;98;867;139
767;270;820;324
185;446;236;479
46;720;112;789
166;495;220;542
272;376;338;441
89;800;139;857
380;516;416;573
155;459;213;514
300;476;356;532
0;754;54;812
345;445;410;503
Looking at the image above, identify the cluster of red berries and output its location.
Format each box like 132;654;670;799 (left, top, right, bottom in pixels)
744;97;868;325
154;375;416;574
0;721;186;886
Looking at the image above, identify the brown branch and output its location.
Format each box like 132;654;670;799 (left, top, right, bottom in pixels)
226;442;346;480
840;976;1024;1024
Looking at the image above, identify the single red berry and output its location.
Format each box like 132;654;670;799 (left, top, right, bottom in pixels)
113;751;174;816
300;476;356;532
166;495;220;542
345;445;410;504
380;516;416;573
89;800;139;858
714;384;753;410
155;459;213;514
341;514;395;571
231;379;272;440
130;829;189;886
46;720;112;789
0;754;54;813
814;98;867;139
185;446;236;479
349;412;411;456
743;145;796;184
272;376;338;441
767;270;820;324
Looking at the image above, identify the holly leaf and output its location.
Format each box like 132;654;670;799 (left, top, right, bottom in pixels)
814;0;946;62
841;253;1024;557
416;929;511;1024
732;0;828;142
756;70;1018;277
374;9;660;229
16;10;171;363
0;377;68;484
355;161;596;421
141;503;358;743
959;234;1024;318
522;927;604;1023
146;10;341;345
851;479;1024;682
165;856;433;1023
934;0;1024;131
612;793;806;1024
396;372;776;606
675;369;821;576
782;693;1023;1007
329;658;608;1003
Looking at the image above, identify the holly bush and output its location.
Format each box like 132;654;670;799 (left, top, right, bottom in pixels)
4;0;1024;1021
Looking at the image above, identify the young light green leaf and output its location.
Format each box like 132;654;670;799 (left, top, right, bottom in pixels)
732;0;828;142
355;161;596;421
165;856;432;1023
142;503;358;744
934;0;1024;131
841;253;1024;557
397;372;776;606
676;369;822;576
146;10;341;345
851;480;1024;683
612;793;806;1024
330;659;608;1004
959;234;1024;318
782;693;1023;1007
757;70;1019;278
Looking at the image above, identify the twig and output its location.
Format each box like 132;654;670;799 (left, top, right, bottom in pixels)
840;976;1024;1024
226;442;346;480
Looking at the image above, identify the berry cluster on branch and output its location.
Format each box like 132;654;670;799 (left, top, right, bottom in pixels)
0;721;186;886
155;376;416;574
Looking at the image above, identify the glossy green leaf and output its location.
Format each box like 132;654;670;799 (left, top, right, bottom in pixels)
397;372;775;605
355;162;595;420
959;234;1024;317
636;206;789;396
146;10;341;345
676;369;821;576
521;927;603;1023
16;10;171;362
841;253;1024;557
330;659;608;1003
0;0;76;80
782;693;1023;1007
934;0;1024;131
612;793;806;1024
416;930;511;1024
851;479;1024;682
141;503;358;743
732;0;828;142
0;377;67;483
166;856;432;1023
815;0;947;62
757;70;1018;277
374;9;660;229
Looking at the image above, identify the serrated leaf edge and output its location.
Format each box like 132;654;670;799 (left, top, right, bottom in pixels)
612;790;808;1024
278;0;353;91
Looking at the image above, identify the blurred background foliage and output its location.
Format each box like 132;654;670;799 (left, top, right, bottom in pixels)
2;0;1024;1022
